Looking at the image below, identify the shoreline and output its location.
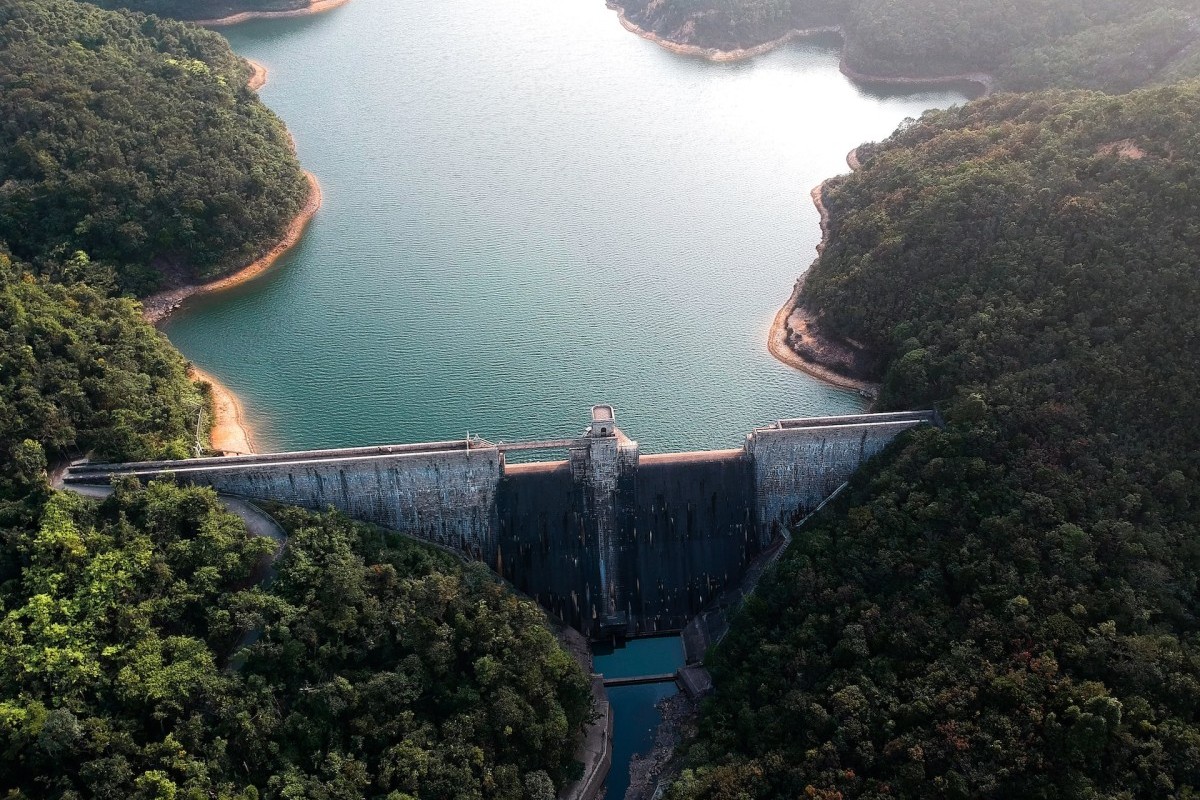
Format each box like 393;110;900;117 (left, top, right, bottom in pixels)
191;365;257;454
141;170;322;324
607;2;994;96
765;173;881;396
142;49;313;457
193;0;351;27
246;57;268;91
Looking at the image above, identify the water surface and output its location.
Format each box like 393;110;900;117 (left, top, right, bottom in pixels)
594;637;686;799
163;0;966;452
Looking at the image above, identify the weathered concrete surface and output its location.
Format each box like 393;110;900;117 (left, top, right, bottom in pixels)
65;408;934;638
552;623;613;800
69;442;502;563
749;411;933;540
559;675;612;800
625;451;756;636
496;459;594;632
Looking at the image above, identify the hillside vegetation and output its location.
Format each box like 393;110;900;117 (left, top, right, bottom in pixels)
614;0;1200;91
0;0;308;295
0;251;203;472
0;484;592;799
86;0;309;20
670;83;1200;798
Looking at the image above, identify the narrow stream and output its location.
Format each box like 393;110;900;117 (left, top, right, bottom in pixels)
594;637;687;799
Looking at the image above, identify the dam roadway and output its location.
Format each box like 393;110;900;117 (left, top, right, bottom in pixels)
65;406;935;639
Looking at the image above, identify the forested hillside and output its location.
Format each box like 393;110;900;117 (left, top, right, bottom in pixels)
0;0;308;295
0;250;203;469
0;484;591;799
614;0;1200;91
669;84;1200;798
86;0;309;20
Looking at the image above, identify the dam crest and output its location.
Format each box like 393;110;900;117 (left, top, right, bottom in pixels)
65;407;934;638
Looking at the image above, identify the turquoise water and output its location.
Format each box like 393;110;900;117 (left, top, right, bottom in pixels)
594;637;686;799
161;0;967;454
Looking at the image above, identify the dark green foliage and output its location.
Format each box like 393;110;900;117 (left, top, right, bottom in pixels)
999;8;1200;92
0;0;308;295
805;84;1200;432
0;485;592;799
615;0;1200;91
86;0;309;20
0;482;273;800
234;506;593;798
670;85;1200;798
0;250;203;474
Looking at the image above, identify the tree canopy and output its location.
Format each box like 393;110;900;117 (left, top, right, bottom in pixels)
0;0;308;295
614;0;1200;91
85;0;310;20
0;249;203;486
0;484;592;799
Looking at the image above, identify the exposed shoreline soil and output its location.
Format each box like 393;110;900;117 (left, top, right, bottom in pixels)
140;170;321;325
607;1;994;95
246;57;268;90
766;154;881;395
193;0;351;27
191;366;258;455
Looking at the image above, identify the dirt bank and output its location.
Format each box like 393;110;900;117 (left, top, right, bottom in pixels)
766;182;881;396
191;365;257;454
246;57;268;90
194;0;350;27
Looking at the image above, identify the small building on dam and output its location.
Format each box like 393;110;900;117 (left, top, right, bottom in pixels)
65;406;934;639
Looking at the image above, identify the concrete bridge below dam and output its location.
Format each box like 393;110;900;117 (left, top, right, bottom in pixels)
64;407;934;639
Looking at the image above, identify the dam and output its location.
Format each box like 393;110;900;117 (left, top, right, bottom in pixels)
64;406;934;638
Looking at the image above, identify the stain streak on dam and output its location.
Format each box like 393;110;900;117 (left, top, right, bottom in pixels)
65;407;934;638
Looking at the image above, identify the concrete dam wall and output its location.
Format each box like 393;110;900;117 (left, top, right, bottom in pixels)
65;407;934;638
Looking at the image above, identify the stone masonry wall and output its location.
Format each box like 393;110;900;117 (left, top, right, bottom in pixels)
74;446;502;563
749;414;932;540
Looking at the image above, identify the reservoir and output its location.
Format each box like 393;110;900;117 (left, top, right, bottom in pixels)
161;0;967;454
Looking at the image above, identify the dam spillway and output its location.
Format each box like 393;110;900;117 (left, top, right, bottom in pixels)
64;407;934;638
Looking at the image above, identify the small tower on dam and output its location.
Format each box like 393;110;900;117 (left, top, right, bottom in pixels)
571;405;639;636
588;404;616;438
